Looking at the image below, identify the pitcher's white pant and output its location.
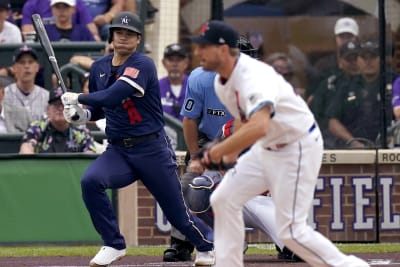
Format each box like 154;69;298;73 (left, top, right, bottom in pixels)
210;128;369;267
243;195;283;249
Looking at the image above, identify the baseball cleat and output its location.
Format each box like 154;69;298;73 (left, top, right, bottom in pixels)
163;247;192;262
277;246;304;262
194;250;215;266
163;237;194;262
89;246;126;267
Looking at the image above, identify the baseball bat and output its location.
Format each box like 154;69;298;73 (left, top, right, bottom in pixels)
31;14;79;120
31;14;68;93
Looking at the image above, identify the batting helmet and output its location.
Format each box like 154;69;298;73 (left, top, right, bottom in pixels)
185;170;223;214
238;35;258;59
108;12;142;43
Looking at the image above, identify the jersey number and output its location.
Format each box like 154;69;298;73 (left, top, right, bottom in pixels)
184;99;195;111
123;99;142;124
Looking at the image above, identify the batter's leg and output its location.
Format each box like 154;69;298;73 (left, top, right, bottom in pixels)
81;147;135;249
132;134;213;252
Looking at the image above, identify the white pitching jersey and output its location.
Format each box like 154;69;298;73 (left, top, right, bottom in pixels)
214;53;316;148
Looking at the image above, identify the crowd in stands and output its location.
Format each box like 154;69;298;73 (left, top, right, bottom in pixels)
306;17;397;149
19;86;96;154
0;0;138;43
0;0;398;152
0;0;139;153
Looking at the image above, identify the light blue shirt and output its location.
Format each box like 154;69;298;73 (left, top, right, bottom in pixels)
180;67;233;140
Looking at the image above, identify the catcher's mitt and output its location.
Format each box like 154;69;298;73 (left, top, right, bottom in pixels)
192;140;236;171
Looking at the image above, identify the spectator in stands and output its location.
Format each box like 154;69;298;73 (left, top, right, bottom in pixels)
3;45;49;124
45;0;95;42
19;86;96;154
8;0;24;27
69;42;114;72
265;52;306;99
123;0;136;13
21;0;100;42
81;0;124;41
159;43;189;121
308;17;359;100
326;40;394;148
392;76;400;121
310;40;361;148
0;65;14;81
0;62;45;88
0;0;22;43
0;76;30;133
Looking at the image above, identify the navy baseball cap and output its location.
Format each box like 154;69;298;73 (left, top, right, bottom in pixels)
13;45;39;62
360;40;379;56
164;43;188;58
190;20;239;48
0;0;10;10
339;40;359;57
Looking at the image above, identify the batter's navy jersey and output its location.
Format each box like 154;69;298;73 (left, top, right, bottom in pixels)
180;67;232;140
82;52;164;139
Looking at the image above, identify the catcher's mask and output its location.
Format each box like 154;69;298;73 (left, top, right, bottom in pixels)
238;35;258;59
185;171;222;214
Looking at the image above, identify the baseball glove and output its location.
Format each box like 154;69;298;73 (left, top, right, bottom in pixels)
192;140;236;171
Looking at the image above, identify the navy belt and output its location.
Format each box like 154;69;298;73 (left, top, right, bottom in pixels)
308;123;316;133
110;132;159;148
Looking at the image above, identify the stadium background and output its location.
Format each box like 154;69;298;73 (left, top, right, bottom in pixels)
0;0;399;250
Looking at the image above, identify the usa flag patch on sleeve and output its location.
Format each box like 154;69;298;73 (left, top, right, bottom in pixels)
123;67;140;78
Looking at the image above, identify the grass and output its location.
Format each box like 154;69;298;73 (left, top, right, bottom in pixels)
248;243;400;254
0;243;399;257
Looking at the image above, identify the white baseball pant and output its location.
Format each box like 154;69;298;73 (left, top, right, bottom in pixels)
243;195;283;249
210;127;369;267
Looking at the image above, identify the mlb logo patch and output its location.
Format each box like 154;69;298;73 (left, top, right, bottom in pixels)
123;67;140;78
121;16;130;25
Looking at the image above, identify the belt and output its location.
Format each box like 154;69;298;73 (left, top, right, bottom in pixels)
110;132;159;148
266;123;316;151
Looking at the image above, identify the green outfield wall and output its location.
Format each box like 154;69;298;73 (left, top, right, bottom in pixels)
0;154;102;244
0;151;399;245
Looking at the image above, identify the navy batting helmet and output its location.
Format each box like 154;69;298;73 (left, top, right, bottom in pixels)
185;170;223;214
108;12;142;43
238;35;258;59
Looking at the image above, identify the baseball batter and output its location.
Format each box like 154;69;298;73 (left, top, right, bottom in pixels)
61;12;213;267
191;20;370;267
